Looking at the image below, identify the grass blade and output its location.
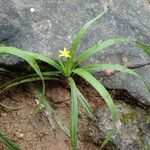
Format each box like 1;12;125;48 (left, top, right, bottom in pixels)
0;72;60;93
0;46;46;98
75;39;150;68
133;40;150;55
31;85;70;136
26;50;66;75
77;89;94;118
0;133;21;150
100;129;115;149
73;68;116;148
0;46;43;79
0;68;10;72
0;102;21;111
68;78;78;150
69;10;107;57
66;10;108;71
0;68;15;76
82;64;140;77
73;68;116;120
25;51;61;71
74;38;130;67
82;63;150;94
50;49;65;68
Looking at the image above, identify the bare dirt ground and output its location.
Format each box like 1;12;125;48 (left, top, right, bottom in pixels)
0;79;105;150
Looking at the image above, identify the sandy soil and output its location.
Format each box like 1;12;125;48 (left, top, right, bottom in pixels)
0;80;104;150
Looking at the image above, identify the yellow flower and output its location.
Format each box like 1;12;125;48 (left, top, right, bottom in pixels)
59;47;71;58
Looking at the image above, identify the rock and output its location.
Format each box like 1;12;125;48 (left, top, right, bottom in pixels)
46;87;70;103
0;0;150;105
0;111;8;117
101;65;150;106
15;132;24;139
88;102;150;150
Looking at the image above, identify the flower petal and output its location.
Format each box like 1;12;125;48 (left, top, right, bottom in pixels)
64;47;67;52
59;50;63;53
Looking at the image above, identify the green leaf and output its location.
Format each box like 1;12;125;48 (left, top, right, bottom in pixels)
49;49;65;69
75;39;150;68
100;129;115;149
25;51;61;71
73;68;116;120
0;133;21;150
82;64;140;77
31;85;70;136
0;46;42;79
74;38;130;67
133;40;150;55
0;72;60;94
0;68;15;76
77;89;94;118
32;85;54;115
73;69;116;148
68;78;78;150
66;10;108;71
0;103;21;111
0;46;45;97
69;10;107;57
0;68;9;72
82;63;150;94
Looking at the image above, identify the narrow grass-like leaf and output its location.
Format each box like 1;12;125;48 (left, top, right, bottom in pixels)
69;78;78;150
69;10;107;57
0;134;21;150
74;38;130;67
82;63;150;94
66;10;108;71
0;72;60;94
0;103;21;111
31;85;70;136
0;46;46;97
75;39;150;68
73;68;116;148
0;47;42;78
133;40;150;55
50;49;65;69
25;51;61;71
73;68;116;120
33;85;54;115
77;89;94;118
100;129;115;149
29;48;66;75
0;68;9;72
0;68;16;77
0;69;10;76
82;64;140;77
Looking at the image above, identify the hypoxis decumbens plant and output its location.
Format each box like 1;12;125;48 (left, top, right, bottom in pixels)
0;10;150;150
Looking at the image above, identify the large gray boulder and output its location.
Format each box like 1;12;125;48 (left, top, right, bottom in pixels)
0;0;150;105
88;102;150;150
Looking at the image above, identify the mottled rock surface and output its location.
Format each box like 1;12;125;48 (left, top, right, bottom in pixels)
98;65;150;106
88;102;150;150
0;0;150;105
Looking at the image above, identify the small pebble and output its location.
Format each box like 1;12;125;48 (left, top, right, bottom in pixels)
15;132;24;139
0;111;8;117
46;87;70;103
30;8;35;12
104;69;113;75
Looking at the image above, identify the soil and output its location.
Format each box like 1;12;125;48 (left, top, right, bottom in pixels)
0;79;105;150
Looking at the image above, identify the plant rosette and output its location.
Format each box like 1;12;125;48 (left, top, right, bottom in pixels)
0;10;150;150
